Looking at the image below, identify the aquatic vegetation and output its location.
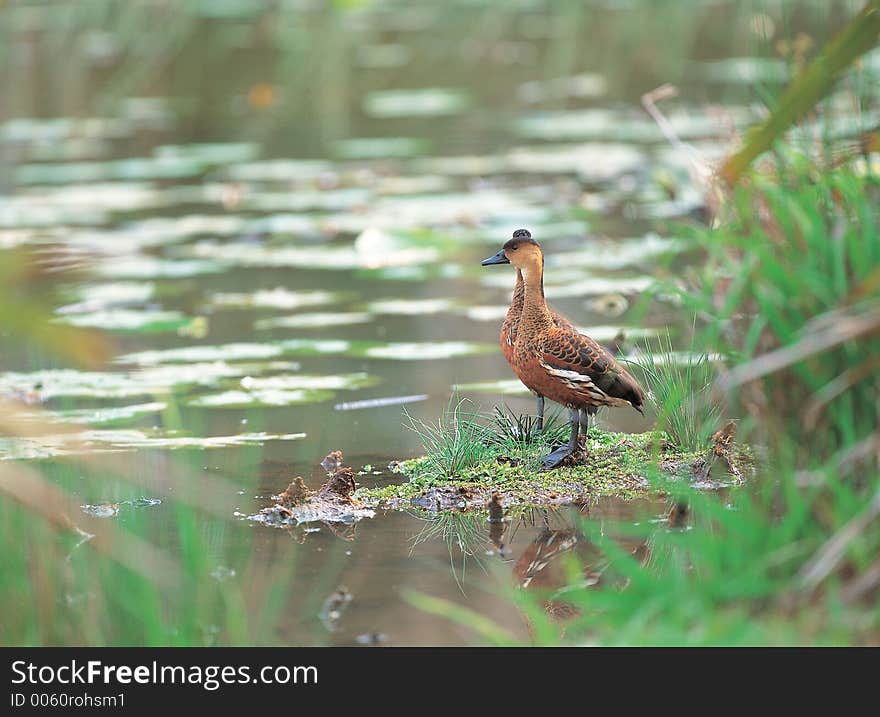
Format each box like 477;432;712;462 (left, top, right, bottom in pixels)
349;341;496;361
363;88;469;118
0;429;307;460
210;288;341;310
365;298;457;315
629;333;724;453
187;373;378;407
488;405;570;451
188;389;336;408
403;399;493;480
452;379;531;396
118;343;284;365
57;309;195;333
254;312;372;330
34;402;168;425
358;427;706;508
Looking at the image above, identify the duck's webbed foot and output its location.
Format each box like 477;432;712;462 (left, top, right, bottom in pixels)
541;444;574;470
540;408;579;471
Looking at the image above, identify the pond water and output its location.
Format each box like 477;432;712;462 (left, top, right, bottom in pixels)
0;1;858;645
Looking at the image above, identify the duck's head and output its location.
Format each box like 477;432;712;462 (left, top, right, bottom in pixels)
481;229;543;274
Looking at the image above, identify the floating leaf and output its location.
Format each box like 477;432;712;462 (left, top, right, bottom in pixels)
453;379;530;395
0;430;308;460
332;137;429;159
58;282;156;315
240;373;377;391
365;298;456;315
211;288;341;310
43;402;167;425
56;309;193;333
364;88;469;118
255;312;372;330
94;256;228;279
118;343;284;366
188;389;335;407
350;341;495;360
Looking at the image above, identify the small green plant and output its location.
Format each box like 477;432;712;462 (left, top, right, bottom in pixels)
629;332;723;453
488;405;569;451
404;397;492;478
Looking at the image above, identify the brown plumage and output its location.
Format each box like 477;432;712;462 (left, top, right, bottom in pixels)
500;264;597;433
482;229;645;469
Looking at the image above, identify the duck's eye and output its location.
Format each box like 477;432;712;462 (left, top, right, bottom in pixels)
510;244;518;251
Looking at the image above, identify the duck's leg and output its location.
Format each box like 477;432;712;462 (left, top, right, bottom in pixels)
579;408;590;436
535;394;544;432
578;406;599;446
541;408;579;470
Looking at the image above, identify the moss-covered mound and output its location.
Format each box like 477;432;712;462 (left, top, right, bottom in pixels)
354;429;725;511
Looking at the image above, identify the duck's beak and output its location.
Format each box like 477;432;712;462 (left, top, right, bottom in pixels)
481;249;509;266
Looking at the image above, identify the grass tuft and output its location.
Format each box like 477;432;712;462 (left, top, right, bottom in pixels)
403;396;493;479
629;332;723;453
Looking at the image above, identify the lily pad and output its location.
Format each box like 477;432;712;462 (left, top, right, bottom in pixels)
118;343;284;366
545;275;656;298
0;430;307;460
278;339;352;356
238;373;378;391
332;137;429;159
453;379;530;395
255;312;372;330
94;256;228;279
363;88;469;118
463;305;509;322
153;142;259;164
507;143;644;183
0;362;301;400
211;288;341;310
14;156;207;185
546;235;684;271
517;73;607;104
223;159;334;183
365;298;456;315
350;341;496;361
58;282;156;315
44;402;167;425
56;309;193;333
95;430;308;449
188;388;335;407
186;239;437;271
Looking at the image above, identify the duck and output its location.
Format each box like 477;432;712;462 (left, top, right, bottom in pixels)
497;231;597;438
482;229;646;469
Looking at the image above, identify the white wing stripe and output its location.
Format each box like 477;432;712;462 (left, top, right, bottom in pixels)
540;361;615;404
540;362;597;386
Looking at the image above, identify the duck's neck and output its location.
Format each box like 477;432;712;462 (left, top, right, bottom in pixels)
509;269;525;313
520;260;553;327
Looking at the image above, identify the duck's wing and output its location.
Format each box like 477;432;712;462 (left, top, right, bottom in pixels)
539;328;645;411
